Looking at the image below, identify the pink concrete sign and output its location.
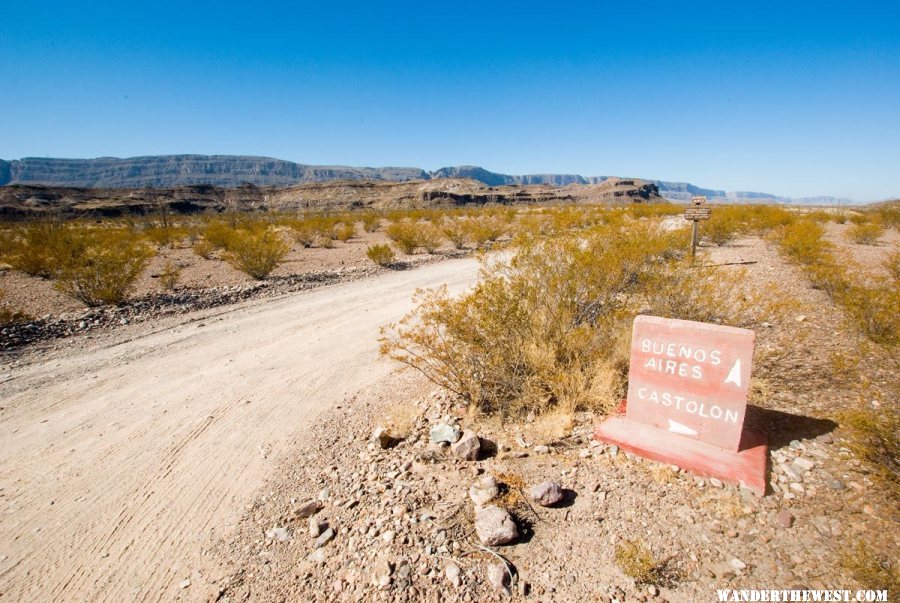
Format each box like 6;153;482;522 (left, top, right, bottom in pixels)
625;315;755;451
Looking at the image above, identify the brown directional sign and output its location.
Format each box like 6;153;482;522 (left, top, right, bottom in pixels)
684;207;711;221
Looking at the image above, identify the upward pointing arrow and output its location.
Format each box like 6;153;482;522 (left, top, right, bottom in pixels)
724;359;742;387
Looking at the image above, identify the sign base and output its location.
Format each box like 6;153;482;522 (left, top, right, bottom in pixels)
594;416;768;495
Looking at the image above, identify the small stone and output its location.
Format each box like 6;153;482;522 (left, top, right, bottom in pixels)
782;465;803;483
430;423;461;444
373;559;393;587
307;548;326;564
487;562;511;594
469;475;500;507
792;457;815;472
815;433;835;444
648;584;659;597
579;449;592;458
827;479;846;490
533;445;550;455
709;477;724;489
265;526;292;542
308;517;325;537
445;562;461;587
789;482;805;494
529;481;564;506
451;430;481;461
475;506;518;546
776;510;794;528
372;427;401;449
382;530;396;544
178;579;191;589
292;499;323;519
315;527;335;548
730;558;747;571
608;445;619;457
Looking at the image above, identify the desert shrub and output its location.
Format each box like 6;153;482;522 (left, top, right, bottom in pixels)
4;221;68;277
193;239;215;259
777;220;830;266
884;249;900;280
615;540;661;584
334;222;355;242
703;208;742;246
418;223;444;253
291;216;339;247
442;219;470;249
841;541;899;593
0;291;31;326
291;221;318;247
385;220;424;254
840;282;900;346
55;229;155;306
846;222;885;245
158;260;181;291
627;203;682;219
839;405;899;495
465;217;506;247
872;202;899;230
833;211;847;224
366;244;396;267
381;223;686;417
224;229;289;280
144;226;186;248
203;221;241;251
361;213;381;233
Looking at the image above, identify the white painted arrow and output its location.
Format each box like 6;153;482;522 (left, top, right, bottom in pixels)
667;419;698;436
724;358;742;387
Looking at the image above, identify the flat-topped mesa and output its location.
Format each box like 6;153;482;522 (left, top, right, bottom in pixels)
0;177;664;219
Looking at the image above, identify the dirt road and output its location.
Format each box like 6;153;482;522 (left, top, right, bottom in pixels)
0;257;482;602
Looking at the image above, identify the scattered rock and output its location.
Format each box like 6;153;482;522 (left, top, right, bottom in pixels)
475;506;518;545
469;475;500;507
709;477;724;489
430;423;461;444
372;427;401;449
529;481;564;507
308;517;325;537
265;526;292;542
776;510;795;528
178;579;191;589
292;499;323;519
731;558;747;571
533;445;550;455
373;559;393;588
827;479;846;490
486;562;511;594
451;430;481;461
792;457;815;472
315;527;335;548
445;562;462;587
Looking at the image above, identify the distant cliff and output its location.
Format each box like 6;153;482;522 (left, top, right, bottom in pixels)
0;154;853;204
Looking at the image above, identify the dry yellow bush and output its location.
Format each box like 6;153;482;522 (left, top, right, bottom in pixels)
366;243;396;267
193;239;215;259
615;540;660;584
158;260;181;291
841;541;899;593
54;229;155;306
224;229;289;280
846;222;885;245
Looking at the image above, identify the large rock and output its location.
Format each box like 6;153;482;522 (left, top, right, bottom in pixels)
469;475;499;507
292;499;323;519
430;423;461;444
475;506;518;546
529;481;564;506
451;430;481;461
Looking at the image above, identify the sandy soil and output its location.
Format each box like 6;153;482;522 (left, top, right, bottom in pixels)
0;256;482;602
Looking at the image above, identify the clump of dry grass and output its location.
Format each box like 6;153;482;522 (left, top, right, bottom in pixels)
0;290;31;326
158;260;181;291
615;540;661;584
841;541;899;593
493;472;528;509
366;243;396;267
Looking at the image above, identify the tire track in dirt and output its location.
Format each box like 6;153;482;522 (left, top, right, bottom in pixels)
0;257;481;602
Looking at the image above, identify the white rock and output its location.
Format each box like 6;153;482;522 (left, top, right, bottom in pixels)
529;481;564;506
445;562;461;587
475;506;518;546
451;430;481;461
469;475;500;507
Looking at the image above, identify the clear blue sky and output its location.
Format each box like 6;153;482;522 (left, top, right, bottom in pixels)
2;1;898;200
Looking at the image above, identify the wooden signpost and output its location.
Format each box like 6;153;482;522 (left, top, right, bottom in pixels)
594;315;768;494
685;196;711;256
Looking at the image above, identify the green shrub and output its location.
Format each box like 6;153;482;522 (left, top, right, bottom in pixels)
55;229;155;306
204;221;240;251
838;406;899;496
224;229;290;280
366;244;396;267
